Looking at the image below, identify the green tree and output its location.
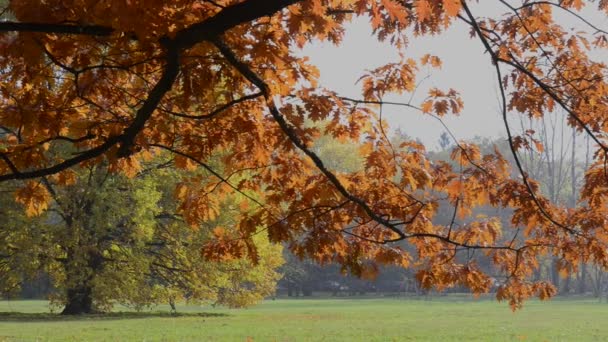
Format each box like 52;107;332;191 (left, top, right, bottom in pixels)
0;162;283;314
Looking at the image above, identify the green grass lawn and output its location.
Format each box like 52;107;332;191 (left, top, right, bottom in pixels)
0;297;607;341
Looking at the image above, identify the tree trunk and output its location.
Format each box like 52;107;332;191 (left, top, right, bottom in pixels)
551;258;560;291
533;266;541;282
561;274;571;295
578;262;587;294
60;246;103;315
61;286;94;315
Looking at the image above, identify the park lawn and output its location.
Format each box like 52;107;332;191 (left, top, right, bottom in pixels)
0;297;607;341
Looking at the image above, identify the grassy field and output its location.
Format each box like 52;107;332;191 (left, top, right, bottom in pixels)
0;297;607;341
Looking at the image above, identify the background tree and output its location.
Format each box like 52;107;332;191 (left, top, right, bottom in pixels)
0;161;283;314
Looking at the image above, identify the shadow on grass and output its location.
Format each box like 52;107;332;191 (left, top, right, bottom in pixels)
0;311;228;322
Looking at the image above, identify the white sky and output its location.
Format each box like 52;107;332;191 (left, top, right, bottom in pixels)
300;2;608;150
301;15;503;149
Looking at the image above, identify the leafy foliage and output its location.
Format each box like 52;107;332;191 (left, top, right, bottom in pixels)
1;0;608;310
0;163;283;313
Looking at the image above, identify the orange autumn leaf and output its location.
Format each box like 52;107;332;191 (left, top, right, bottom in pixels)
415;0;433;22
442;0;461;17
15;181;52;217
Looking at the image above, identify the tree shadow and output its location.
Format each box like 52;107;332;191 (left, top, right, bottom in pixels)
0;311;229;322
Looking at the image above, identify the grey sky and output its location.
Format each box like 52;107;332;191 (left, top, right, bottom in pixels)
302;15;503;149
300;2;608;150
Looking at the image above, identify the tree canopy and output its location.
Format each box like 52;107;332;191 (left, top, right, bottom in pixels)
0;161;283;314
2;0;608;309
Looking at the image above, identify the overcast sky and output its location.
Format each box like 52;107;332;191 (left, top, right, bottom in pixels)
302;14;503;149
300;2;608;150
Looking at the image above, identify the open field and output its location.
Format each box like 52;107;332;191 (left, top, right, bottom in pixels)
1;297;607;341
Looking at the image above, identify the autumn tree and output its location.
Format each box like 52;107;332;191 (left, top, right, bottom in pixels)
2;0;608;309
0;162;283;314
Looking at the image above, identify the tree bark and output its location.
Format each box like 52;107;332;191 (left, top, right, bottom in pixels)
561;274;571;295
60;245;103;315
61;286;94;315
578;262;587;294
551;258;560;291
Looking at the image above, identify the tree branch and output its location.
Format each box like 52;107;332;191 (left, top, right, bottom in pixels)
0;0;304;181
461;0;579;236
0;22;113;36
211;36;410;241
